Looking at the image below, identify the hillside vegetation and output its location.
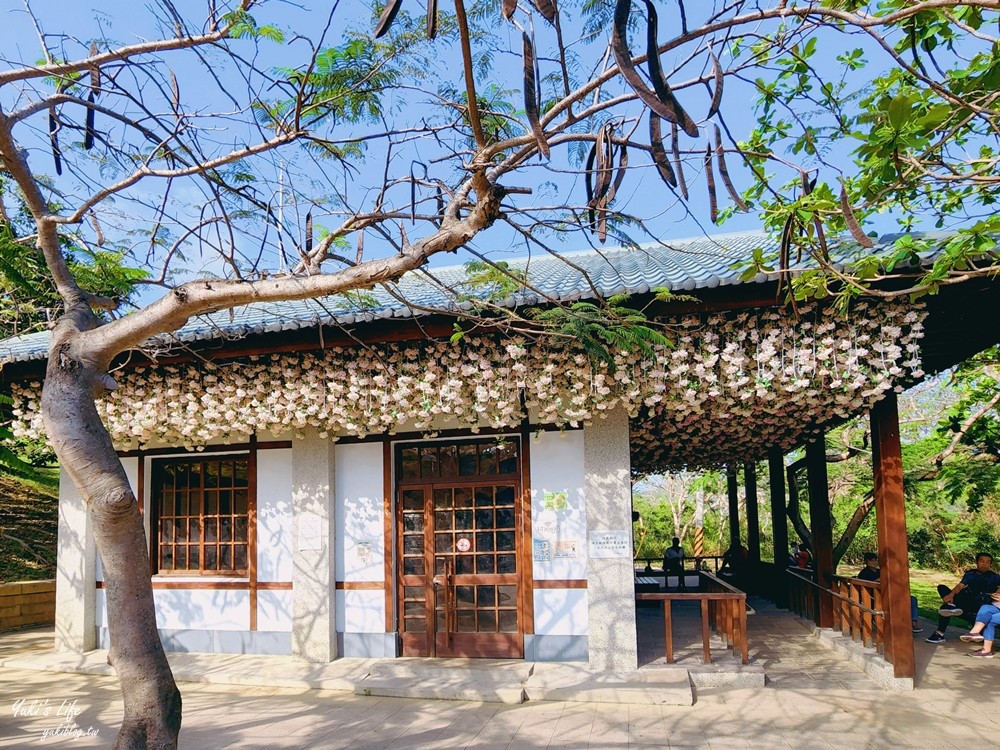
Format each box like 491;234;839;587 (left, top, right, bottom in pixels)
0;470;58;582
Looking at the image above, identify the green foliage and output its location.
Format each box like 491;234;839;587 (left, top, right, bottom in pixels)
332;289;380;310
223;10;284;42
460;260;526;300
530;296;672;372
0;219;147;338
736;3;1000;306
268;37;400;138
437;84;522;150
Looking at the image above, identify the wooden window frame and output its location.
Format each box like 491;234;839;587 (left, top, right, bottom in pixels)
150;453;252;577
395;436;521;486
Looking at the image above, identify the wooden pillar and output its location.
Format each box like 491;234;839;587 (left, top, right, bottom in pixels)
806;438;834;628
745;463;760;563
726;464;740;548
768;449;789;607
872;392;916;680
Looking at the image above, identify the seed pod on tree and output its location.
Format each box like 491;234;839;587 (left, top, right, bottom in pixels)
649;113;677;188
714;125;748;212
840;183;874;248
704;140;718;223
671;123;688;200
523;32;550;158
374;0;403;38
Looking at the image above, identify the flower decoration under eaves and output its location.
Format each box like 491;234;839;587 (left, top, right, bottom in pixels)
10;301;926;474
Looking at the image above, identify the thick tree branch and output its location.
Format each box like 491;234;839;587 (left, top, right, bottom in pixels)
80;181;506;366
934;389;1000;466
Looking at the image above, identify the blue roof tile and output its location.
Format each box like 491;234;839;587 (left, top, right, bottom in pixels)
0;229;924;364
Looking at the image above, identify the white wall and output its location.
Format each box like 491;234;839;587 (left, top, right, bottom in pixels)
530;430;587;581
533;589;588;636
257;590;293;632
334;443;385;582
257;448;293;582
335;590;386;633
153;589;250;630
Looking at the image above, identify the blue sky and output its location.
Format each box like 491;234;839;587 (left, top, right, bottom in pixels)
0;0;934;306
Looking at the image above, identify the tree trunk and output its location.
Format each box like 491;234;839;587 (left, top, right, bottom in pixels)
785;465;812;547
42;319;181;750
831;492;875;565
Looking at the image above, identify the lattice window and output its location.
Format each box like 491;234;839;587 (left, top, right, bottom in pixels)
153;456;250;575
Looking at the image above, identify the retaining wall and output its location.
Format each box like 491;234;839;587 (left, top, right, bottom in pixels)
0;580;56;630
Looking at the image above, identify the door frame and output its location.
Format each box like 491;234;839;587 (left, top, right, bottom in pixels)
392;434;531;658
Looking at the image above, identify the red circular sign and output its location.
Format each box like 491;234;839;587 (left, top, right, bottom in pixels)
456;538;471;552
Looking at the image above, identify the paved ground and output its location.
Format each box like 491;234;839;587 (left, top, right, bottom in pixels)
0;603;997;749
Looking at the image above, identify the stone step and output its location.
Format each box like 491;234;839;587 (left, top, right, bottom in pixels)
355;658;533;704
523;663;694;706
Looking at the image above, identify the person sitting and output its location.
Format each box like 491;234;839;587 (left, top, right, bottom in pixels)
719;541;749;586
664;537;685;576
855;552;923;634
790;541;812;569
925;552;1000;644
958;593;1000;658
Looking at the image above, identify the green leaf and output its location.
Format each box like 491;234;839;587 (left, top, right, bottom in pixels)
886;93;913;132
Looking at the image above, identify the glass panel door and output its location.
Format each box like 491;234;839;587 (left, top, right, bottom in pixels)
431;483;520;657
396;438;523;658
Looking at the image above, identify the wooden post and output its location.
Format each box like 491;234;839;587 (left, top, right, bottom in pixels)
726;464;740;549
745;462;761;563
806;438;834;628
768;448;789;607
872;392;916;680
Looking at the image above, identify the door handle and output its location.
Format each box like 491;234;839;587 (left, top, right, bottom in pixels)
435;557;454;648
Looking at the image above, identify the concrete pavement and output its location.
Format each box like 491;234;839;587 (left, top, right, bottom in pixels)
0;603;997;748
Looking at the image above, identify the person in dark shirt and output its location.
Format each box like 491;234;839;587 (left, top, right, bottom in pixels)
664;537;685;576
855;552;922;634
925;552;1000;644
856;552;880;582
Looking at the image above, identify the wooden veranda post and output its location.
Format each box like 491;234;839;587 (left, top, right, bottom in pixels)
871;393;916;680
745;463;760;564
726;465;740;550
768;448;789;607
806;439;834;628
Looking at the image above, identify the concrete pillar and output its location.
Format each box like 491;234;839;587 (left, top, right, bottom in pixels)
584;406;638;672
292;428;337;662
54;468;96;652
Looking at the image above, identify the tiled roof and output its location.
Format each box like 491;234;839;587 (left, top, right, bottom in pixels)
0;229;916;364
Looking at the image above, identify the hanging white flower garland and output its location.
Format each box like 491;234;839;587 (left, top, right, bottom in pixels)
10;301;925;473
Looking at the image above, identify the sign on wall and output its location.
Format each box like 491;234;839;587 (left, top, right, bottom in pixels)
588;530;631;559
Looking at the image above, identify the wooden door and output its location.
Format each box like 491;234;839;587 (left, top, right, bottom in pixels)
396;439;523;658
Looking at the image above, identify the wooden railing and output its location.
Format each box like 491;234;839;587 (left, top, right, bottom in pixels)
635;572;749;665
786;567;818;621
786;569;885;652
830;575;884;651
634;555;725;575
